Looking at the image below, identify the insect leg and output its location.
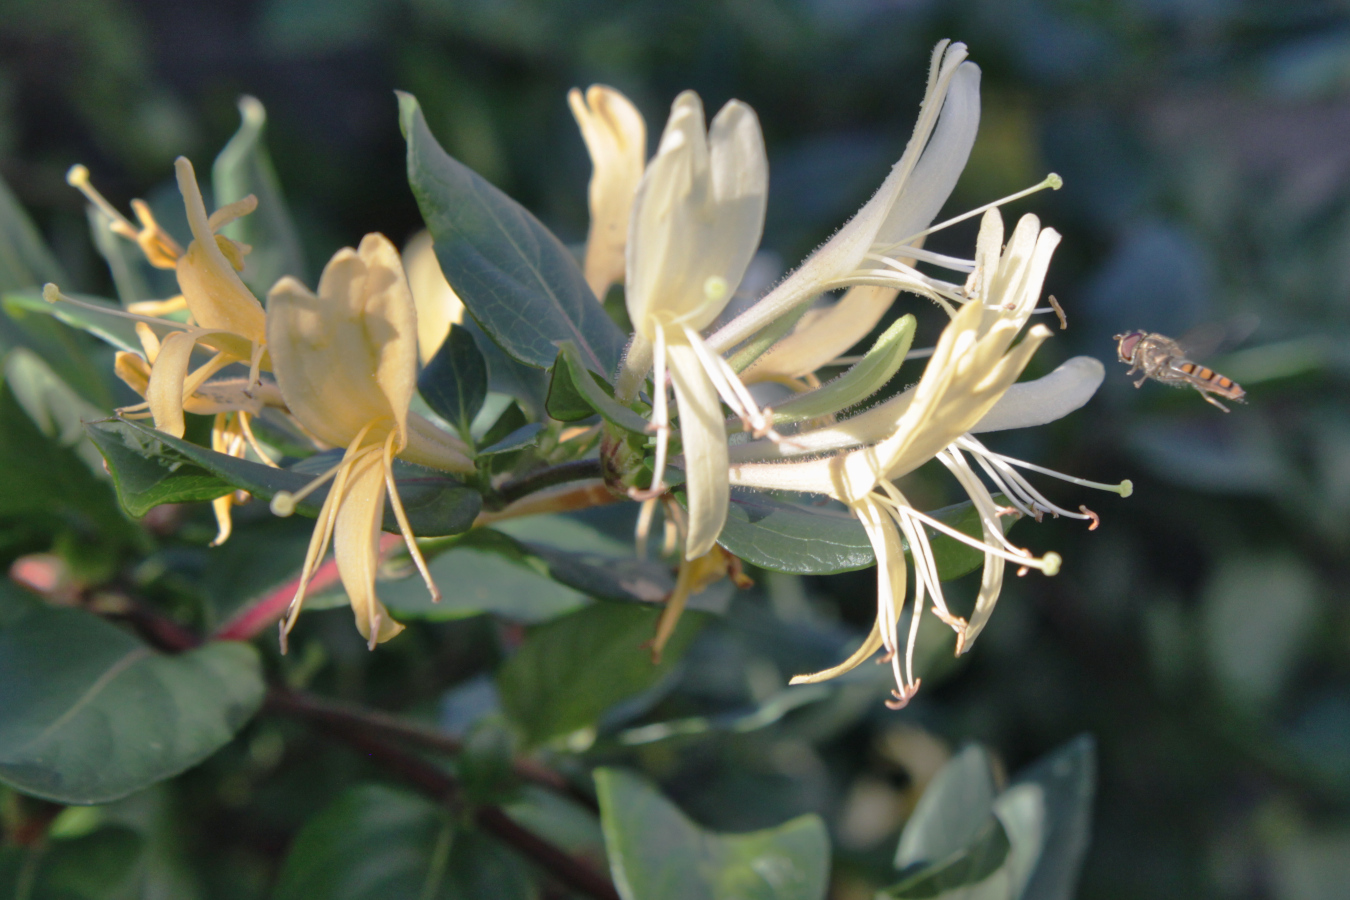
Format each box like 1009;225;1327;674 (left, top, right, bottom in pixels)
1198;390;1231;413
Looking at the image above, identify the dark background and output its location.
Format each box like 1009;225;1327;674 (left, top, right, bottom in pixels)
4;0;1350;897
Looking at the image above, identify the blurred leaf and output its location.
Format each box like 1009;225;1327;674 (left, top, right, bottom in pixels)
420;324;488;442
0;588;263;804
5;347;109;474
398;92;626;375
881;818;1011;900
0;825;143;899
87;206;158;306
497;604;705;748
718;493;1002;578
477;422;543;458
476;397;529;449
1;292;119;406
0;172;66;296
594;767;830;900
1201;554;1318;711
273;783;535;900
0;385;134;543
896;745;1000;870
212;95;307;294
1011;735;1095;900
86;418;481;536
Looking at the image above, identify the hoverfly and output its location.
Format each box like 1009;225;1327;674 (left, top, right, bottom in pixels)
1114;330;1246;412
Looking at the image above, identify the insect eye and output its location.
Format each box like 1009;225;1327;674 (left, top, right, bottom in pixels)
1117;332;1142;361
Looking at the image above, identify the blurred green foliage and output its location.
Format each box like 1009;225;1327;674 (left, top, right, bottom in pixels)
2;1;1350;898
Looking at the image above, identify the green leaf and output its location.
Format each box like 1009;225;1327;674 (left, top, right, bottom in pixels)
895;745;1000;869
476;398;529;450
718;492;1002;578
595;767;830;900
0;171;66;296
85;418;233;515
0;825;143;900
881;818;1012;900
273;784;535;900
1012;735;1095;900
0;590;264;804
420;324;488;442
1;292;119;406
547;341;650;433
87;205;158;305
497;604;705;749
0;385;135;544
768;314;915;423
86;418;482;536
5;348;109;475
379;533;587;624
212;95;308;294
398;91;626;375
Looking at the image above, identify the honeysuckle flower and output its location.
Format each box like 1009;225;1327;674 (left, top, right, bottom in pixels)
402;230;465;364
265;233;476;648
726;210;1130;708
705;40;988;358
115;346;286;545
614;89;769;560
569;84;647;300
61;157;269;439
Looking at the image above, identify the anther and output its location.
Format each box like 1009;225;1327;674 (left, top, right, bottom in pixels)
1080;505;1100;531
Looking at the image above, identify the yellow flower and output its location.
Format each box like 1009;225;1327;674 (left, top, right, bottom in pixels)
61;157;269;438
402;230;466;364
613;89;769;560
265;233;475;648
569;85;647;300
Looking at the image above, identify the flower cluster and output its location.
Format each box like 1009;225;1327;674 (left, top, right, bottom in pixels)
54;39;1129;708
52;163;474;648
573;40;1129;701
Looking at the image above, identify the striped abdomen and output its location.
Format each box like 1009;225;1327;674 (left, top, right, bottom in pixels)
1177;361;1245;400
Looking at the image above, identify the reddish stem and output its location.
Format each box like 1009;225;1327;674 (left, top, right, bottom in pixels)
215;533;401;641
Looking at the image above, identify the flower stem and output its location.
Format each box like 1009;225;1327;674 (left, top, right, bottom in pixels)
494;458;605;507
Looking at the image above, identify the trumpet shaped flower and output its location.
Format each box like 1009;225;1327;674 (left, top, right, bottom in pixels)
615;90;769;560
266;233;475;648
728;211;1129;707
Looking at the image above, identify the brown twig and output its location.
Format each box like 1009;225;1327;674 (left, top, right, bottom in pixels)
268;689;618;900
264;687;590;808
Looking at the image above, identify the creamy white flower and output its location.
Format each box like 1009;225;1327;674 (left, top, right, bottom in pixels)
615;90;769;559
723;210;1129;707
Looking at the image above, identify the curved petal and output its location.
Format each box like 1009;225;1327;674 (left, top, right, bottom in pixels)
971;356;1104;433
334;450;405;648
667;342;729;559
173;157;267;343
403;231;465;363
744;286;899;383
145;330;198;438
569;85;647;299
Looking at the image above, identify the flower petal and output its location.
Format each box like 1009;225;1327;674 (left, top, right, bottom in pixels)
173;157;267;344
268;234;418;449
744;286;899;383
971;356;1104;433
403;231;465;364
569;85;647;300
334;449;405;648
667;341;730;559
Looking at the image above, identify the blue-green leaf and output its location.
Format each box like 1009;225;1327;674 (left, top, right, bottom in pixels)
497;604;705;749
274;784;535;900
212;95;308;294
87;417;482;537
398;91;626;375
0;585;264;804
420;323;489;442
595;767;830;900
717;492;1004;578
